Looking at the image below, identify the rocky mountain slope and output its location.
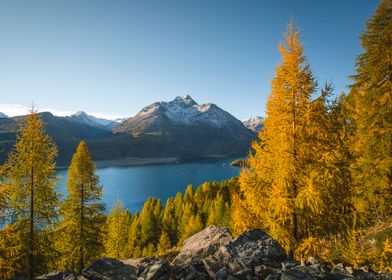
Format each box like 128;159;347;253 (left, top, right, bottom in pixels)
66;111;118;130
0;112;116;165
242;116;264;133
0;97;256;165
0;112;8;118
36;226;391;280
113;95;256;158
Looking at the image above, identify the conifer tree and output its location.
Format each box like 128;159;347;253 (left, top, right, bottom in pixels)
126;212;142;258
139;198;161;249
105;201;131;260
157;231;171;256
3;111;59;278
162;198;178;245
56;141;105;273
181;214;203;242
348;0;392;223
234;21;322;254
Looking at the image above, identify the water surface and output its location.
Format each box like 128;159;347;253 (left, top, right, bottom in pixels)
57;157;241;213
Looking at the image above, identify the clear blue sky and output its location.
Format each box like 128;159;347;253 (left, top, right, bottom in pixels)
0;0;378;120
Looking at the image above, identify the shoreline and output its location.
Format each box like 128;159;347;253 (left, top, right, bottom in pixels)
56;157;180;170
55;155;243;170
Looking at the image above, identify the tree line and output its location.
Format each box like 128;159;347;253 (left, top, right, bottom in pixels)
0;0;391;278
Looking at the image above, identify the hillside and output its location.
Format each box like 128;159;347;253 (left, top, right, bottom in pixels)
0;97;256;165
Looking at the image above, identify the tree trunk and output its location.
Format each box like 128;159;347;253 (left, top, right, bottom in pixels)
29;164;34;280
291;90;298;257
79;164;85;274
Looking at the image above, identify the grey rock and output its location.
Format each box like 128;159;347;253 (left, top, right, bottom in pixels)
214;267;242;280
171;263;210;280
281;260;299;271
82;258;138;280
265;273;281;280
171;226;232;268
202;256;221;278
378;272;392;280
254;265;273;278
123;258;158;276
281;266;329;280
330;263;355;280
36;271;77;280
214;229;287;275
138;259;169;280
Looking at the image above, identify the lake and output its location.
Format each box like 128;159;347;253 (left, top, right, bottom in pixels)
57;157;241;213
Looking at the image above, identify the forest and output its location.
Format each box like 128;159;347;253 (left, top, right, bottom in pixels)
0;0;391;278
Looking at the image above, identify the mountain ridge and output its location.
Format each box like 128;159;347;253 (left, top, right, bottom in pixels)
0;96;256;165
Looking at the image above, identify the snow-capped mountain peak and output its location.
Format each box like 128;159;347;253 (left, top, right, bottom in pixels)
67;111;117;130
242;116;264;132
173;95;198;106
133;95;233;127
114;95;256;145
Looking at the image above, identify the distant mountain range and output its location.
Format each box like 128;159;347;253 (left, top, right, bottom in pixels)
66;111;120;130
0;96;258;165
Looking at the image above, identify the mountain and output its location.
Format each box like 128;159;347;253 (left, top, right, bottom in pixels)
0;112;118;165
0;112;8;118
0;96;256;165
242;116;264;133
66;111;117;130
114;95;256;157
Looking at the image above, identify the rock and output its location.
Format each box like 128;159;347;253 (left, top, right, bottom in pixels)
281;266;329;280
254;265;273;278
82;258;138;280
330;263;355;280
123;258;158;276
265;273;281;280
214;229;287;275
378;272;392;280
281;260;299;271
307;257;320;265
137;259;169;280
35;271;77;280
215;268;234;280
202;256;221;278
171;226;232;267
173;264;210;280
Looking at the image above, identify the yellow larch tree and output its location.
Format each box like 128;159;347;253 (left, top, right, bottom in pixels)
104;200;132;260
1;111;59;279
55;141;105;274
233;22;352;257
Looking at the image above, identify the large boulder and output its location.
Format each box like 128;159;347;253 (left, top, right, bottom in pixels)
210;229;287;277
171;226;232;268
82;258;138;280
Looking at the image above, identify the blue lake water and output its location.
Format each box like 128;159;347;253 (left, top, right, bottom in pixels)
57;157;241;213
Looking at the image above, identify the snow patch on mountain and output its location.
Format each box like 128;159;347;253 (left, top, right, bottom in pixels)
242;116;264;132
67;111;117;129
134;95;235;128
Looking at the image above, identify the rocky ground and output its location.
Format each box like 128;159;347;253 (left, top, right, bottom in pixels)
36;226;392;280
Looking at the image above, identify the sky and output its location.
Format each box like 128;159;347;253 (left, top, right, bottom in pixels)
0;0;379;120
